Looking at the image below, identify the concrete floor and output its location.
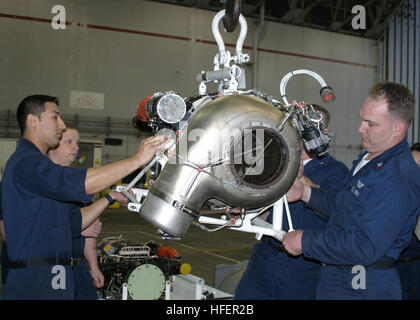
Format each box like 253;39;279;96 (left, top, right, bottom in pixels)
99;207;258;287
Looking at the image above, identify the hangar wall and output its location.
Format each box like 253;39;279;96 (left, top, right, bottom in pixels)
0;0;378;168
378;0;420;145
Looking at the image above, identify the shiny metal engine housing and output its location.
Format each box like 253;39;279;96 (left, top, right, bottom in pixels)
140;94;301;237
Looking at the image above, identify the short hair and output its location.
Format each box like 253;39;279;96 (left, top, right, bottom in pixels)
311;104;330;128
16;95;59;135
368;82;415;126
410;143;420;153
65;123;79;131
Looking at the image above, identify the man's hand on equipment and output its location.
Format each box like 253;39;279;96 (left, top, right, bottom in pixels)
286;178;304;202
282;230;303;256
287;177;312;203
134;135;169;167
109;190;131;204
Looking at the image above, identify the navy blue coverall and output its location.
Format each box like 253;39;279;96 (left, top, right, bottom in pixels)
235;154;349;299
302;140;420;299
72;234;98;300
0;187;9;285
396;234;420;300
70;205;99;300
1;139;91;299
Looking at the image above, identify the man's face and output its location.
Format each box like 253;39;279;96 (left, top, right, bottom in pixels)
49;128;80;166
357;98;399;156
37;102;66;149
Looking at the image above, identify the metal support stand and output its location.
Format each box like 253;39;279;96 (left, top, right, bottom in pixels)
121;187;293;242
198;194;293;242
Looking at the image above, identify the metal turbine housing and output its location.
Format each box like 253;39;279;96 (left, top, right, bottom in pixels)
139;94;301;237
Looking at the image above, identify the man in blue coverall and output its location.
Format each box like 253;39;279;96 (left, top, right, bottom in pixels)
396;143;420;300
283;82;420;299
0;95;167;299
48;125;110;299
235;105;349;299
0;183;102;293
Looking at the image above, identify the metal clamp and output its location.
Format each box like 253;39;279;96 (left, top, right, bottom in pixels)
197;10;250;95
212;9;249;67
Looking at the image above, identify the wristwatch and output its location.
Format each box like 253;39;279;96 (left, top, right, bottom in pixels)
104;193;116;205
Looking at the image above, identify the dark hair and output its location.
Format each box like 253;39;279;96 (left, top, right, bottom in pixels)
312;104;330;128
368;82;415;126
16;95;59;135
410;143;420;153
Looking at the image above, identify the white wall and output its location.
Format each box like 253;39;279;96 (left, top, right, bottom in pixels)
0;0;378;167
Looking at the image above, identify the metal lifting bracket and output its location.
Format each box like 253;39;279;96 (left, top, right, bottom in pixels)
197;9;250;96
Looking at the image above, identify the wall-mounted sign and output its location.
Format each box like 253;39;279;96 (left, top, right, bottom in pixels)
70;90;104;110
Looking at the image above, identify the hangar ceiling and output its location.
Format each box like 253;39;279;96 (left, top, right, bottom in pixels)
145;0;406;39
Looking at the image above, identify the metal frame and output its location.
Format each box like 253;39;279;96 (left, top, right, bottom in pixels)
116;186;294;242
